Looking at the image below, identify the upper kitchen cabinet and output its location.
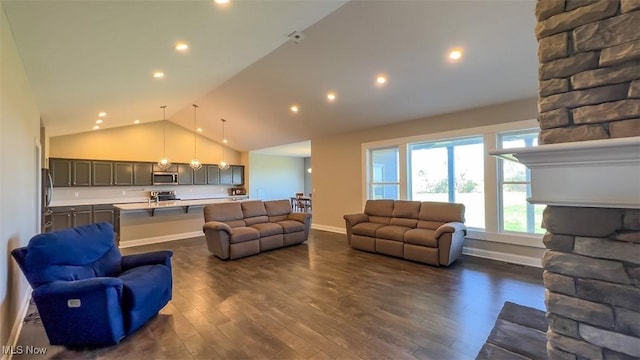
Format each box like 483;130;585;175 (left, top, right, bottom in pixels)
153;163;178;173
177;164;193;185
232;165;244;185
215;165;244;185
219;167;232;185
114;162;133;186
50;158;72;187
133;162;153;186
92;161;113;186
206;165;220;185
50;158;91;187
73;160;92;186
194;167;206;185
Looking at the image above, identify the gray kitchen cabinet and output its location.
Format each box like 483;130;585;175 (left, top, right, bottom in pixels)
93;204;115;225
219;167;233;185
232;165;244;185
73;160;92;186
206;165;220;185
92;161;113;186
133;162;153;186
50;158;72;187
114;162;133;185
178;164;193;185
194;167;207;185
51;206;93;231
153;163;178;172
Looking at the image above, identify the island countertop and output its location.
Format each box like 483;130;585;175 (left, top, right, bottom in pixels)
113;196;249;211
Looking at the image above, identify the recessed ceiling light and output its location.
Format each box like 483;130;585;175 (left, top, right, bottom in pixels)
93;125;100;130
175;42;189;52
327;92;336;102
376;75;387;86
98;112;107;117
448;48;463;61
133;120;140;124
223;139;228;144
197;127;203;132
153;71;165;79
214;0;230;4
95;119;103;124
290;105;299;113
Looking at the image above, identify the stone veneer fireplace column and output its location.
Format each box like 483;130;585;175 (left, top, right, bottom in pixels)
497;1;640;359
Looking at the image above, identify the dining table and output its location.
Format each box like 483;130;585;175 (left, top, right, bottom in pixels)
290;196;312;212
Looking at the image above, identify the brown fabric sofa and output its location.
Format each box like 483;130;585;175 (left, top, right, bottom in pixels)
203;199;311;260
344;200;466;266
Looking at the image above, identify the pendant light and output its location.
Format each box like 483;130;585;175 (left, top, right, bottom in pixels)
218;118;230;170
189;104;202;171
157;105;172;171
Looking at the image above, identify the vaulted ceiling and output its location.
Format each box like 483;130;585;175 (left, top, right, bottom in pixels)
3;0;538;155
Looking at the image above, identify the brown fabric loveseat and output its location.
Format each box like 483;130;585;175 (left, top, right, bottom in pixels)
203;199;311;260
344;199;466;266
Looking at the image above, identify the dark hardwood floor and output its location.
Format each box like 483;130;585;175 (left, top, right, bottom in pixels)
13;229;544;360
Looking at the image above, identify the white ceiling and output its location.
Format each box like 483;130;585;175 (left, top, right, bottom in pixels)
3;0;538;156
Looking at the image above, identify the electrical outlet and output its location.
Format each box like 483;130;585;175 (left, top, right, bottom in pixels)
121;190;126;195
74;191;79;197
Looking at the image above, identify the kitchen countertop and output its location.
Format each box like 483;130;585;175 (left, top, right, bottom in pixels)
114;196;249;211
51;195;248;208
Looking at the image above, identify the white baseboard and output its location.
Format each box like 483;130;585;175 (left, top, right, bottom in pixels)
463;246;542;268
118;231;202;248
311;224;345;234
3;288;31;360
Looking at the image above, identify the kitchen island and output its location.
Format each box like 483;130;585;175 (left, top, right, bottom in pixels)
114;196;249;248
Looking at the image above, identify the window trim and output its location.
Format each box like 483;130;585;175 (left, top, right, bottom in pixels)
361;119;543;248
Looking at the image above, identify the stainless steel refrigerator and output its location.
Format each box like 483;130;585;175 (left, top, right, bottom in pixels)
41;168;53;232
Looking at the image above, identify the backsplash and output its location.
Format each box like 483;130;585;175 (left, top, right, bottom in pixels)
51;185;233;206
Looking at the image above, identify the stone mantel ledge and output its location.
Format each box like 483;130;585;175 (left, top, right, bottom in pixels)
490;137;640;209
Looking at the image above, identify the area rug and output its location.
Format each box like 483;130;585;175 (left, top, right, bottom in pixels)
476;301;548;360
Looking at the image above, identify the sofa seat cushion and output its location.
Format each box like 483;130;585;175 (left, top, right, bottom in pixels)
118;264;172;332
277;220;305;234
404;228;438;247
352;222;386;237
230;227;261;244
250;222;283;237
376;225;412;242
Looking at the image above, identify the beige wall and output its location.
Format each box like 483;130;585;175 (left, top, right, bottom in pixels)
0;3;41;348
312;97;539;229
50;120;241;165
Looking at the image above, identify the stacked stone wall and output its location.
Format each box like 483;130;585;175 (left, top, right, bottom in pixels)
542;207;640;359
535;0;640;144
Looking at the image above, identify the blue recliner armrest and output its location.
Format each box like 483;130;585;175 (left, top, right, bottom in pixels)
121;250;173;271
32;277;126;346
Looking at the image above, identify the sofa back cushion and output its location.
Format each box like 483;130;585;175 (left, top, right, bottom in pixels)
204;202;246;228
364;199;394;225
417;202;465;230
24;222;121;287
242;201;269;225
264;199;291;222
390;200;421;228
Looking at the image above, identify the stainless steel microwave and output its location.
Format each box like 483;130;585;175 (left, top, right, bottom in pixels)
152;172;178;185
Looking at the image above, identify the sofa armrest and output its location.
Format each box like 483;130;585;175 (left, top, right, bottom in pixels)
202;221;232;259
288;212;312;240
203;221;232;234
343;213;369;227
343;213;369;245
32;277;126;345
434;222;467;239
121;250;173;271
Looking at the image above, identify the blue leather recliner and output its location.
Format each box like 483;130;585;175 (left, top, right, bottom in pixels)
11;222;173;346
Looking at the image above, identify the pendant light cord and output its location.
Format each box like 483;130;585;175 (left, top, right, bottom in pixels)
161;105;167;157
192;104;198;158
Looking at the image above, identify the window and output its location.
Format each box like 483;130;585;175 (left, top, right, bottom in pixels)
410;136;484;228
498;130;543;234
370;147;399;199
